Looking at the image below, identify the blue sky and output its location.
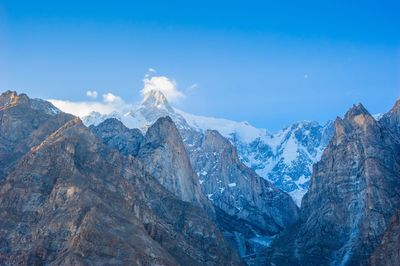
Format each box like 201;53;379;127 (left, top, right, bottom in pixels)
1;0;399;130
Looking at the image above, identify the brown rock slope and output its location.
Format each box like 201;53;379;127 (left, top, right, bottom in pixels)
0;91;242;265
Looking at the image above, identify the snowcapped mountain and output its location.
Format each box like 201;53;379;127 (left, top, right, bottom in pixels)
177;110;334;205
82;89;333;205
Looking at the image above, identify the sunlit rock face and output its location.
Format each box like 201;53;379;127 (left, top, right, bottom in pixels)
268;103;400;266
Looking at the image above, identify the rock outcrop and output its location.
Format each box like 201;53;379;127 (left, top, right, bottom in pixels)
0;91;242;265
269;103;400;265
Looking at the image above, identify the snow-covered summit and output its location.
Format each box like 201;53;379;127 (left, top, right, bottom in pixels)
141;89;173;112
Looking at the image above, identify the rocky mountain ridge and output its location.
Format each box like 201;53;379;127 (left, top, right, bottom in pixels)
0;91;242;265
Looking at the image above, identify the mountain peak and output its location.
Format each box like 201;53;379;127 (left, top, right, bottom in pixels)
346;103;369;116
141;90;172;111
0;90;29;108
0;90;60;116
343;103;374;127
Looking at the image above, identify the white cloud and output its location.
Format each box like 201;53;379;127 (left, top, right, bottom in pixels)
142;76;185;102
86;90;98;99
48;92;131;117
102;92;122;103
48;99;113;117
145;67;157;78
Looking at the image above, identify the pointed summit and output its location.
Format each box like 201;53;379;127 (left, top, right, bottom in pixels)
140;89;173;112
344;103;371;120
343;103;375;129
0;90;29;108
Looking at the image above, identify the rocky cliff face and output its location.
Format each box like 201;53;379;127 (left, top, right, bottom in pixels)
137;116;215;216
91;117;214;216
187;129;299;259
0;91;242;265
0;91;74;181
269;103;400;265
189;129;298;232
369;209;400;266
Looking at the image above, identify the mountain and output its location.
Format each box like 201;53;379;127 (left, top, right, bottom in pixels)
82;90;333;205
227;120;334;205
0;91;242;265
91;116;299;261
268;102;400;265
86;92;300;257
87;93;301;259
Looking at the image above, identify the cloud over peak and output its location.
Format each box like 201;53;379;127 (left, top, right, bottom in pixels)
49;73;188;118
142;76;185;103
